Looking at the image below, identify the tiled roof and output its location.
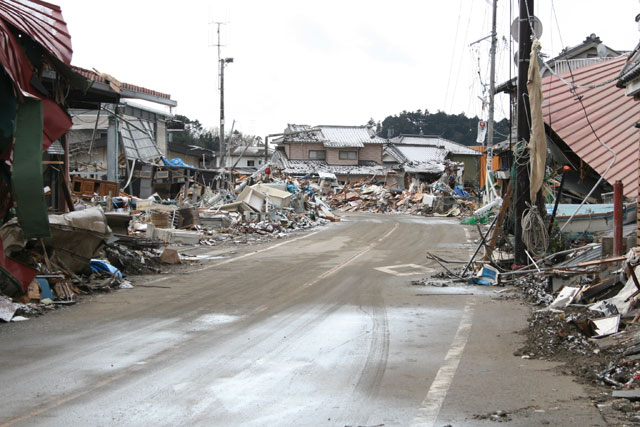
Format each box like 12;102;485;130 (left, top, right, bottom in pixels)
316;125;386;148
541;54;640;197
72;66;173;101
392;135;481;156
280;124;386;148
384;143;447;174
617;40;640;88
274;157;393;176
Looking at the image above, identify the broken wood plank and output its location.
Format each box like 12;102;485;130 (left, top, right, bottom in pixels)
576;256;626;268
612;390;640;400
484;182;512;261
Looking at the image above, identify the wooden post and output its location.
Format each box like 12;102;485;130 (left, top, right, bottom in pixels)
484;182;513;260
514;0;534;266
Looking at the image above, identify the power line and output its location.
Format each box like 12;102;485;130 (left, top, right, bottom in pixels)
443;0;465;112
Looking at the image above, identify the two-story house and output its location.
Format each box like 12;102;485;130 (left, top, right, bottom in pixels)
273;124;394;184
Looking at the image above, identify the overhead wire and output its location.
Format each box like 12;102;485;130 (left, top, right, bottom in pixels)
449;0;476;113
443;0;465;112
523;1;617;233
529;0;621;90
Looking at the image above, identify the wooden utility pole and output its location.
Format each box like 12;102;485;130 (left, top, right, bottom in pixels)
514;0;534;266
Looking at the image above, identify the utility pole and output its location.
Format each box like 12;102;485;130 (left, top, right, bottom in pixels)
514;0;534;266
219;57;225;168
486;0;498;203
219;57;233;169
487;0;497;148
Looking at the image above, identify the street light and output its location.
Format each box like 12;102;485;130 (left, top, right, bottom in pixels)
219;57;233;168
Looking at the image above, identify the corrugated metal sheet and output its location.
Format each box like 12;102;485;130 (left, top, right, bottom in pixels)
0;1;72;65
46;139;64;155
541;55;640;198
0;0;73;151
118;116;161;161
556;244;602;268
317;125;385;148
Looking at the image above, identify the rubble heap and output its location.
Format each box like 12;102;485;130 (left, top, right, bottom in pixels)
0;172;334;323
328;181;476;217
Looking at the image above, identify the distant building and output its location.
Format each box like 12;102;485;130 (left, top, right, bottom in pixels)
273;124;394;184
541;33;622;78
227;146;272;171
385;135;481;189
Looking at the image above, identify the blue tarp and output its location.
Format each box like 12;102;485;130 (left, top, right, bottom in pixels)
453;185;470;197
90;260;122;278
161;156;195;169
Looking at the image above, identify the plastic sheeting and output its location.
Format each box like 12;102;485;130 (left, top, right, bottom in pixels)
162;156;194;168
527;39;546;204
90;259;122;279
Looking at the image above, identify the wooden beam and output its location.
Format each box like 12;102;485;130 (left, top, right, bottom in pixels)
576;256;626;268
484;181;513;261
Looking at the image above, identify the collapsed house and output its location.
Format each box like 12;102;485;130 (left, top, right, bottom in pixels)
66;95;224;201
493;34;635;199
488;36;640;245
384;134;481;189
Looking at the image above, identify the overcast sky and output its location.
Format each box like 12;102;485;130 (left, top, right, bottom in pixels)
55;0;640;138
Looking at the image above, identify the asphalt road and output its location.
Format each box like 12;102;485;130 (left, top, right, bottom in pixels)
0;214;605;426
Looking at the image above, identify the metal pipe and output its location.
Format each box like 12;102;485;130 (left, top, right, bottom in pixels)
219;59;225;168
462;214;500;277
614;180;624;256
548;165;570;235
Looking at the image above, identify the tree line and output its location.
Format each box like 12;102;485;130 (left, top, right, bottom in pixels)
172;110;510;150
168;115;261;151
373;109;511;146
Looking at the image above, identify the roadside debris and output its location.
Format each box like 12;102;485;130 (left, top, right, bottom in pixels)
0;171;334;322
327;178;476;217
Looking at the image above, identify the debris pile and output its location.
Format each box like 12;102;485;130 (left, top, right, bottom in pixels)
496;247;640;424
415;197;640;424
327;180;475;217
0;169;335;323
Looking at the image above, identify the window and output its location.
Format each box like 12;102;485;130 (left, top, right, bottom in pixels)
309;150;326;160
339;151;357;160
247;160;255;166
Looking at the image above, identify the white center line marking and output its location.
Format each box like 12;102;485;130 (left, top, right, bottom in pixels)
411;298;476;427
299;223;399;290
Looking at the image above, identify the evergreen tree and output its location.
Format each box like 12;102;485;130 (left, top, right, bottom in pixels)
378;110;510;146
